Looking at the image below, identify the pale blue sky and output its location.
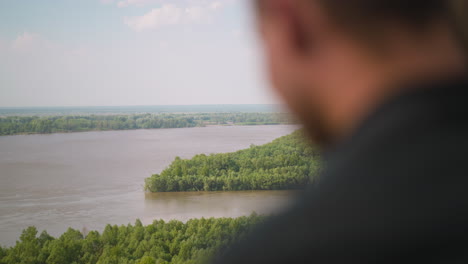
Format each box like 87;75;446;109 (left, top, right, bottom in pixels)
0;0;278;107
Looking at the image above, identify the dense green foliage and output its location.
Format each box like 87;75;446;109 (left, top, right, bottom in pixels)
145;131;320;192
0;214;264;264
0;113;292;136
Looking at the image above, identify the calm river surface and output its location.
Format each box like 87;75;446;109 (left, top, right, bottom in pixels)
0;125;299;247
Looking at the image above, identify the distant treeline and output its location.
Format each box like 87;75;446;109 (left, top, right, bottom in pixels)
0;214;264;264
0;113;293;136
145;130;320;192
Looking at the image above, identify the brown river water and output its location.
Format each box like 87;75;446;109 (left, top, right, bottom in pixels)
0;125;300;247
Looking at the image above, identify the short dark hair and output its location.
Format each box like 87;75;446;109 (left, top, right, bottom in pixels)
254;0;468;52
319;0;450;28
318;0;468;50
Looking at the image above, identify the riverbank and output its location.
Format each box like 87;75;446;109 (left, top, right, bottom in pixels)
0;113;294;136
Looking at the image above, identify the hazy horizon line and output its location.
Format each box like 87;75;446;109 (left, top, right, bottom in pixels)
0;103;284;109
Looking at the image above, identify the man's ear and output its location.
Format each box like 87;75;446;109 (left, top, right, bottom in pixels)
280;0;312;53
264;0;325;57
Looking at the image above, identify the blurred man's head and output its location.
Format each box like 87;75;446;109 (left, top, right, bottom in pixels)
255;0;467;147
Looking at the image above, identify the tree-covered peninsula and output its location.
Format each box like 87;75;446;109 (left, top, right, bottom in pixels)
0;113;293;136
145;130;320;192
0;214;264;264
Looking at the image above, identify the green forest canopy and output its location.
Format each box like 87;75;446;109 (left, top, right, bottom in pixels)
0;214;264;264
0;113;293;136
145;130;320;192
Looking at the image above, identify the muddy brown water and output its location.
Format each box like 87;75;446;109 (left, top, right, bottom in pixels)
0;125;300;247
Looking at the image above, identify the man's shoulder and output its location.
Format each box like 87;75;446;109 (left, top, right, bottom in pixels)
213;80;468;264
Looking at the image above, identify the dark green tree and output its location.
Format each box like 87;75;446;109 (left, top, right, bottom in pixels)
145;130;320;192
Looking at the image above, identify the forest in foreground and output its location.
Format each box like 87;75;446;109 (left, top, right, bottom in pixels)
0;214;264;264
0;113;293;136
145;130;320;192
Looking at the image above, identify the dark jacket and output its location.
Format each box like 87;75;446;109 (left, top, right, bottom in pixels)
213;79;468;263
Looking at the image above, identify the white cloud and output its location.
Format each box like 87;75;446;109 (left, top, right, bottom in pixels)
208;1;222;10
117;0;159;8
124;4;183;31
11;32;42;51
185;6;207;21
124;2;224;31
116;0;229;8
